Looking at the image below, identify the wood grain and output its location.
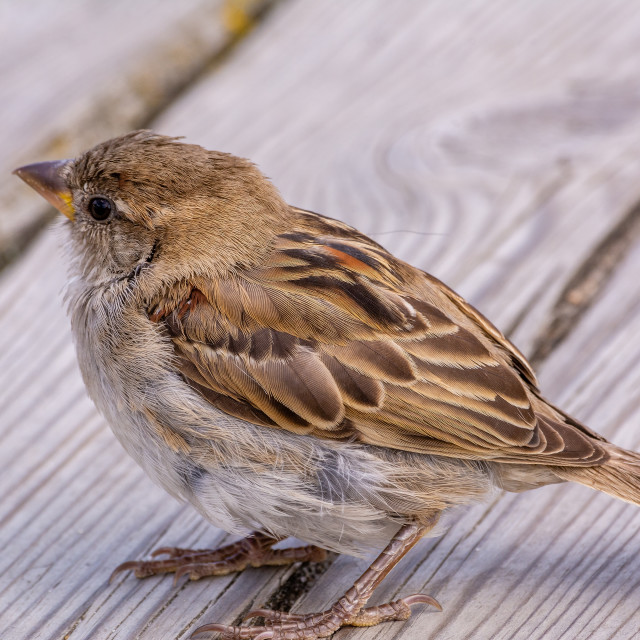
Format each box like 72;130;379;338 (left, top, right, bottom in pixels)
3;1;640;639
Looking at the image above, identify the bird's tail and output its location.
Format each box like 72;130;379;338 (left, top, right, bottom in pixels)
552;445;640;507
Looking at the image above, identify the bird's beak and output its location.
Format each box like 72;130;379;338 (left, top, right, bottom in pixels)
13;159;75;220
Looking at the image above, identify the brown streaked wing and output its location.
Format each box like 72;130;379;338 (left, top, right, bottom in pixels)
151;214;608;467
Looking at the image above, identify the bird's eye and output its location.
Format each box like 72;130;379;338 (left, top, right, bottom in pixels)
88;197;113;221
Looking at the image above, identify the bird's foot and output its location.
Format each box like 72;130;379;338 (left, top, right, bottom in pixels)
109;532;327;585
192;593;441;639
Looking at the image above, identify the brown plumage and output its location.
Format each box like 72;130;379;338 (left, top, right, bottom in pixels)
14;131;640;639
147;213;620;477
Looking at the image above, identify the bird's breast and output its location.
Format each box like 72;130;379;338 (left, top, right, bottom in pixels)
65;284;492;555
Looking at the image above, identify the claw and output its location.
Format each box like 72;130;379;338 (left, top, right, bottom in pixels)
109;561;140;583
243;609;269;622
191;622;229;637
173;564;198;586
401;593;442;611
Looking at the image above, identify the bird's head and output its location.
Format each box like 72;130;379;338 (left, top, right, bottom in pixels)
14;131;290;286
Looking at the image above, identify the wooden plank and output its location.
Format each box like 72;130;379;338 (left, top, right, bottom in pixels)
2;1;640;639
0;0;269;265
514;249;640;636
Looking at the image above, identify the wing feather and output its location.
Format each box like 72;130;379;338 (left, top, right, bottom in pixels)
149;210;608;467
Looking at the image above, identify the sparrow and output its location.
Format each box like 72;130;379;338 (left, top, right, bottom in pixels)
14;130;640;639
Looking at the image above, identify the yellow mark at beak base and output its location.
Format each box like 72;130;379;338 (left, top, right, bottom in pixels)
13;159;75;220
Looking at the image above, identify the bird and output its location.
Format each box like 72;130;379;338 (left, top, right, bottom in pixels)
13;130;640;639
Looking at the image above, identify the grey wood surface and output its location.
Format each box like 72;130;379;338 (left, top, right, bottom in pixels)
3;1;640;639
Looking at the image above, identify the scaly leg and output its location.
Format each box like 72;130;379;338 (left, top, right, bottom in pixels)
192;515;441;639
109;532;327;585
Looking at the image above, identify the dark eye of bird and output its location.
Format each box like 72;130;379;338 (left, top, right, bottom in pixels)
88;197;113;221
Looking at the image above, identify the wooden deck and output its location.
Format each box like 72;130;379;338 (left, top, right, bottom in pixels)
3;1;640;638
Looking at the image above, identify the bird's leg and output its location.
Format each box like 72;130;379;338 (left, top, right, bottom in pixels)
192;516;441;640
109;531;327;585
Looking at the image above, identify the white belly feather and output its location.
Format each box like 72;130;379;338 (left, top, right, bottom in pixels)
68;281;494;555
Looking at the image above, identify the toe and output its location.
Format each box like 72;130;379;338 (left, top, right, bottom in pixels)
191;622;271;639
151;546;181;558
243;609;306;622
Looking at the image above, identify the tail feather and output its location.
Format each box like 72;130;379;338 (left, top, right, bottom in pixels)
552;446;640;507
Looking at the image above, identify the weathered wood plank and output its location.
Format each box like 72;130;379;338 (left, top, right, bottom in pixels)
3;1;640;639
